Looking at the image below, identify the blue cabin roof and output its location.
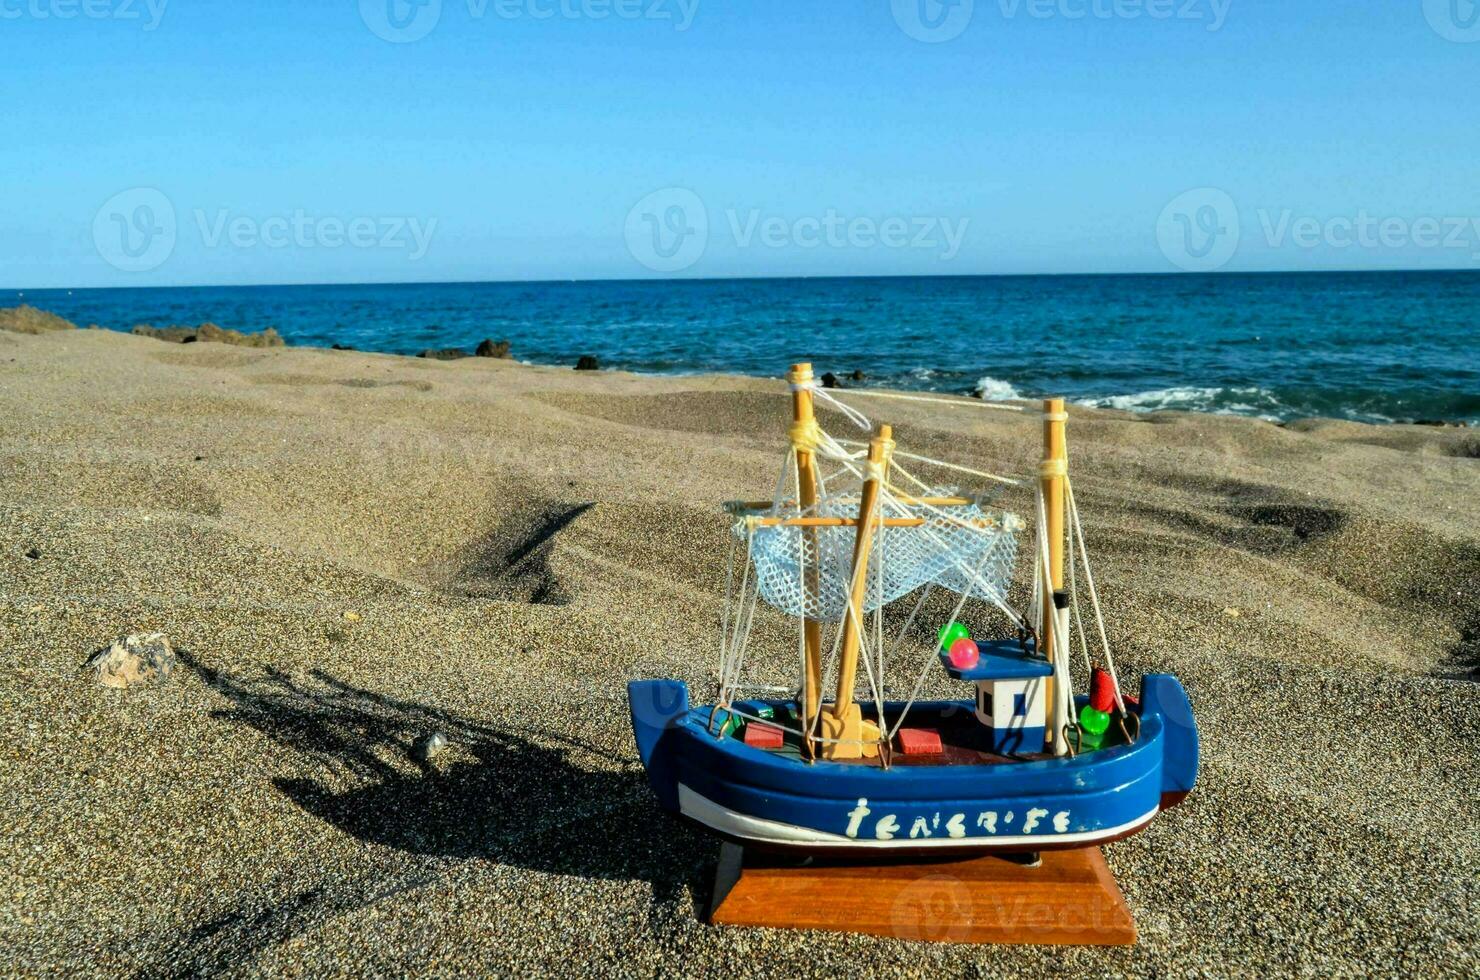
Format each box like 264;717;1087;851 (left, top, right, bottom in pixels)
938;637;1053;682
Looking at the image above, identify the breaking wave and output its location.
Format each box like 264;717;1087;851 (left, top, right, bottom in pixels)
974;375;1023;402
1077;386;1292;422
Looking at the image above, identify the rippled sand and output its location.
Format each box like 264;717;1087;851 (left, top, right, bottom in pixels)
1;327;1475;976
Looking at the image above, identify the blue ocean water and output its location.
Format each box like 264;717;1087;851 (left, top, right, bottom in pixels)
14;271;1479;425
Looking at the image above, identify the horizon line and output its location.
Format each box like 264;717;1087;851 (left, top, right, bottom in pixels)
7;266;1480;294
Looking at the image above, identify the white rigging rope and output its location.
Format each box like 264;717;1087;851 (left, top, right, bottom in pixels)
817;385;1028;413
1067;477;1128;715
791;448;809;707
718;522;738;678
1066;503;1092;678
716;378;1129;750
836;438;1021;487
885;529;1011;741
1034;485;1075;757
804;382;875;429
717;523;761;709
807;484;890;751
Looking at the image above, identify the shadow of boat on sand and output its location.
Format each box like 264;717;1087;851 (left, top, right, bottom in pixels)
151;652;708;976
178;649;704;880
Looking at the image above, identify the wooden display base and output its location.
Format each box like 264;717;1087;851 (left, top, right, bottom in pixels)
709;844;1136;946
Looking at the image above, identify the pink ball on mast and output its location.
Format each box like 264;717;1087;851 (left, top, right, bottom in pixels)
948;637;980;670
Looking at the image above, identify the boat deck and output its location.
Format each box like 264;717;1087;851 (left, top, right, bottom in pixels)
737;702;1115;767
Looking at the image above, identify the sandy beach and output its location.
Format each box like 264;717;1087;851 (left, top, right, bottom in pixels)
1;323;1476;977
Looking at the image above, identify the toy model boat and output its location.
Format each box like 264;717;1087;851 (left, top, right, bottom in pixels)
629;364;1198;855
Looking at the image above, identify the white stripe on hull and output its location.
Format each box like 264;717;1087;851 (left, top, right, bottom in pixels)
677;783;1159;850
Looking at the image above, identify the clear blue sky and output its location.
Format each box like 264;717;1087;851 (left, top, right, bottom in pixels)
3;0;1477;287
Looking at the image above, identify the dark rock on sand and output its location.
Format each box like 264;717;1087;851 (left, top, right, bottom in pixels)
418;348;470;361
475;338;512;359
132;322;286;347
1449;437;1480;459
0;305;78;334
575;355;600;371
331;343;357;351
132;325;197;343
820;372;841;389
201;322;283;346
412;731;448;763
24;548;40;560
84;632;176;689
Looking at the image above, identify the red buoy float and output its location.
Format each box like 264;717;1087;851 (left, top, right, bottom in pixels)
947;637;980;670
1089;667;1119;713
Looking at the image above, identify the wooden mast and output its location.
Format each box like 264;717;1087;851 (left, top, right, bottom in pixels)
1041;398;1069;755
787;363;825;759
819;425;892;761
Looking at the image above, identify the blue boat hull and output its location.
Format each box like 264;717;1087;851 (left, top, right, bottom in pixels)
628;675;1198;854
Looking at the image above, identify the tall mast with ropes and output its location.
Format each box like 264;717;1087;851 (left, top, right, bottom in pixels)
817;425;892;761
1041;398;1070;755
787;363;825;759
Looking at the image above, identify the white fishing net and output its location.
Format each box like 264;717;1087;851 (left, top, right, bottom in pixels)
740;488;1022;622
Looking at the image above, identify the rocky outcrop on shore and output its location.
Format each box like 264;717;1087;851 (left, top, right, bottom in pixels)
418;339;514;360
130;322;285;347
0;305;81;334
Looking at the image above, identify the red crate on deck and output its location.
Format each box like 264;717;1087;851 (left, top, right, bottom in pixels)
743;723;785;749
896;728;943;755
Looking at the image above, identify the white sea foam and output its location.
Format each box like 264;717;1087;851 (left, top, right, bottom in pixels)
974;375;1023;402
1078;386;1285;422
1081;386;1236;411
